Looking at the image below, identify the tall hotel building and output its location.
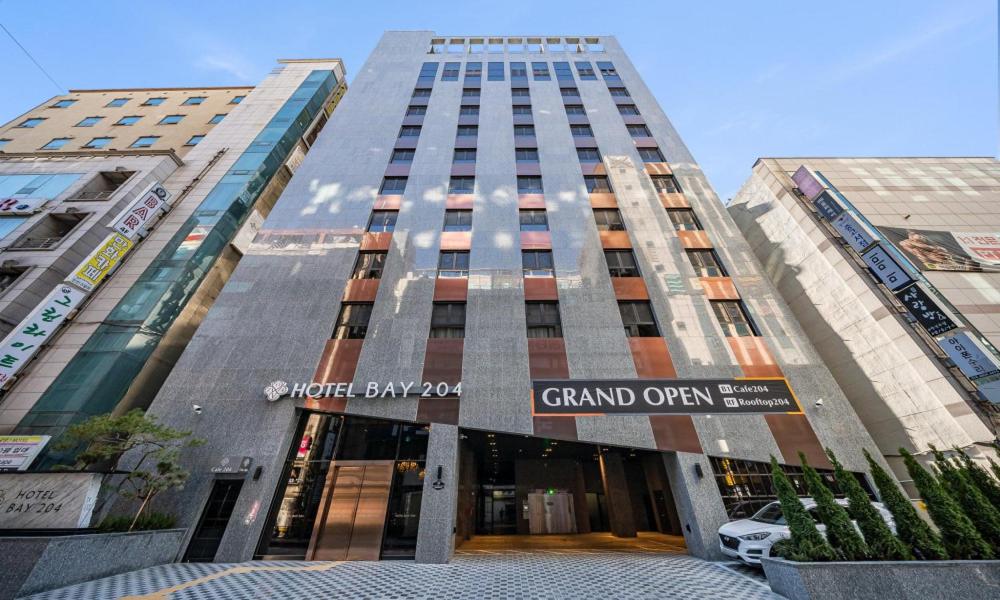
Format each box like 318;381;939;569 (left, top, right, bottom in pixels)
139;33;884;564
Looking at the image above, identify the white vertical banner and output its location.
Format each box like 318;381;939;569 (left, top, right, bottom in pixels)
110;182;171;240
0;284;86;386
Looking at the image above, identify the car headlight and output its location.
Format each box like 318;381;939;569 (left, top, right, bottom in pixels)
738;532;771;541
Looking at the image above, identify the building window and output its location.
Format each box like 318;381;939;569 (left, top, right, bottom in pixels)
564;105;586;116
209;113;227;124
75;116;103;127
465;62;482;80
554;62;574;82
512;105;532;115
106;98;129;107
399;125;422;137
352;251;387;279
406;106;427;116
390;149;415;164
115;116;141;126
83;137;113;149
597;62;620;81
185;135;205;146
430;302;466;338
17;118;45;128
593;208;625;231
368;210;398;232
438;251;470;277
618;104;641;116
584;175;612;193
522;250;554;277
129;136;159;148
453;149;476;164
462;88;480;99
576;148;601;163
511;87;530;98
442;62;460;81
0;217;27;242
667;208;702;231
230;95;245;104
510;62;528;79
0;263;28;292
560;87;580;99
41;138;71;150
8;212;86;250
418;62;439;85
412;89;432;99
183;97;206;105
620;301;659;337
379;177;408;195
526;302;563;338
456;125;478;137
651;174;682;193
687;249;727;277
443;209;473;231
458;105;479;117
513;124;535;137
531;62;551;80
638;148;665;163
158;114;185;125
333;303;373;339
448;177;475;194
627;124;651;137
609;87;631;98
142;97;165;106
570;124;594;137
519;209;548;231
712;301;758;337
488;61;504;81
575;62;597;80
605;250;640;277
517;176;543;194
50;99;76;108
515;147;539;163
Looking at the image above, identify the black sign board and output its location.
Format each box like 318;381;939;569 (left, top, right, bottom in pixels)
813;191;844;221
894;283;958;337
531;378;802;416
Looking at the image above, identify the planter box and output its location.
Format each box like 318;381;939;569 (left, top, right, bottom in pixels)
0;528;185;598
761;556;1000;600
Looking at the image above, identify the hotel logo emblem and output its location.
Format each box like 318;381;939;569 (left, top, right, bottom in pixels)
264;380;289;401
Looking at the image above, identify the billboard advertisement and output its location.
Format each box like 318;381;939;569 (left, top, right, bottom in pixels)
879;227;1000;272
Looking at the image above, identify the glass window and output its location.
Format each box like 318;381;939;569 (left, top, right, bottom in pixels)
230;95;245;104
519;210;548;232
605;250;640;277
443;209;472;231
554;62;574;82
456;125;478;137
638;147;665;162
352;251;387;279
158;114;184;125
577;147;601;162
510;62;528;79
399;125;422;137
575;62;597;80
333;303;373;339
51;99;76;108
512;105;532;115
609;87;631;98
75;116;102;127
712;301;758;337
448;177;475;194
430;302;466;338
517;176;543;194
41;138;71;150
627;124;651;137
142;97;165;106
442;62;460;81
129;136;160;148
618;104;641;116
0;217;27;241
18;118;45;128
106;98;129;107
209;113;226;124
570;124;594;137
461;88;480;98
620;301;659;337
453;148;476;163
368;210;398;232
406;106;427;116
584;175;612;193
458;105;479;116
418;62;439;85
465;62;482;79
522;250;554;277
593;208;624;230
83;137;113;149
391;149;415;163
0;139;10;149
185;135;205;146
513;124;535;137
526;302;562;338
511;87;530;98
597;61;620;81
115;116;141;126
531;62;550;80
379;177;408;194
438;251;470;277
560;87;580;98
687;250;726;277
667;209;702;231
412;89;432;99
183;97;206;105
564;104;586;116
488;62;504;81
515;147;539;162
651;174;681;193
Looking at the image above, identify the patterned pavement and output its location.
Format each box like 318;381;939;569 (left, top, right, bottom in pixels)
21;551;781;600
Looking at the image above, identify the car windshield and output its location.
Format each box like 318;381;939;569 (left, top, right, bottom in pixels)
751;503;786;525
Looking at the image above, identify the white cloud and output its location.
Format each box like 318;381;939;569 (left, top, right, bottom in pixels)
194;53;256;82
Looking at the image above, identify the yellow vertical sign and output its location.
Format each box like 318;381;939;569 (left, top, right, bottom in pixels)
68;232;134;292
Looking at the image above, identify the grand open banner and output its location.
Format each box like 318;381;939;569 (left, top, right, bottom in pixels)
880;226;1000;272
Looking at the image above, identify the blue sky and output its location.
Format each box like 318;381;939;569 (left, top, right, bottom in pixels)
1;0;995;199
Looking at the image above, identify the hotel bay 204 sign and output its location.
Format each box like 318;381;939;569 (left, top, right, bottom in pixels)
532;378;802;416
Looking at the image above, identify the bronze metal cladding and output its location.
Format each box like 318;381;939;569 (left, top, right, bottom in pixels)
307;461;393;561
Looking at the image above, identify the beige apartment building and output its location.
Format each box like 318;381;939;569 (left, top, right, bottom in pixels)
729;157;1000;488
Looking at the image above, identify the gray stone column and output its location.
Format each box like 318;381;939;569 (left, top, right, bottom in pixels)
600;450;637;538
415;423;459;563
663;452;728;560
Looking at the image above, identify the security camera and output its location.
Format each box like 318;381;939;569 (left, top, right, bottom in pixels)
192;404;203;414
815;398;824;407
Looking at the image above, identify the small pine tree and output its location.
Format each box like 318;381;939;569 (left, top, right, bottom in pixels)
930;446;1000;548
826;448;910;560
799;452;869;560
863;449;948;560
901;448;994;559
956;449;1000;510
989;456;1000;483
771;456;837;562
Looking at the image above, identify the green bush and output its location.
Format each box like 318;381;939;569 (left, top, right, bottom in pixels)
770;456;837;562
826;448;910;560
863;449;947;560
99;512;176;532
901;448;994;559
930;446;1000;548
799;452;869;560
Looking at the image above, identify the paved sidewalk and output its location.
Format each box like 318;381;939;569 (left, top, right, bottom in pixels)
22;552;781;600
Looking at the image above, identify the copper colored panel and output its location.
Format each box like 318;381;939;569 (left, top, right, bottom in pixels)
632;137;659;149
346;463;393;561
454;137;478;149
434;277;469;301
518;194;546;209
589;193;617;208
765;414;832;468
373;195;403;210
305;396;348;413
314;339;364;384
520;231;552;249
659;192;689;209
445;194;474;209
599;230;632;249
450;163;476;177
649;416;702;453
384;164;410;177
422;338;464;385
524;277;558;301
440;231;472;250
676;230;711;249
516;163;542;176
612;277;648;300
360;232;392;251
417;396;460;425
628;337;676;378
644;162;673;175
527;337;569;379
343;278;380;303
728;337;783;377
533;416;578;441
699;277;740;300
580;163;606;176
308;464;363;561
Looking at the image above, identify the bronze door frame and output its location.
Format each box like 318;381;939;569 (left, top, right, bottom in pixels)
307;460;394;561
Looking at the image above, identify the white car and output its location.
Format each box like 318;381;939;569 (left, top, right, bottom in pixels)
717;498;895;565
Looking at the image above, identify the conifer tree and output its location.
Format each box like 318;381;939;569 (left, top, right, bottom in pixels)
799;452;869;560
826;448;910;560
931;446;1000;548
770;456;837;561
863;449;947;560
989;456;1000;483
901;448;994;559
956;449;1000;510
